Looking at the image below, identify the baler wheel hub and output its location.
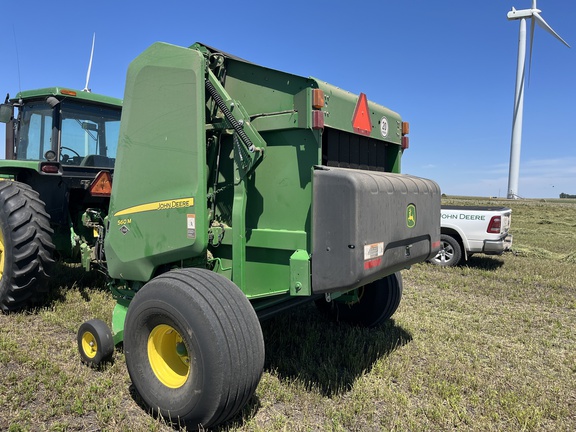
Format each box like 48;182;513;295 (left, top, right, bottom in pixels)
148;324;190;388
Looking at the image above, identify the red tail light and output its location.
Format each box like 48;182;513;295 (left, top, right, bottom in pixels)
487;216;501;234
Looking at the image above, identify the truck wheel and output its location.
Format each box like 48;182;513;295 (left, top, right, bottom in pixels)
430;234;462;267
0;181;55;312
123;268;264;429
78;319;114;366
316;272;403;328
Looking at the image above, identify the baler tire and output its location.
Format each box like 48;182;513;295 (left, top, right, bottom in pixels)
430;234;462;267
123;268;264;430
316;272;403;328
78;319;114;366
0;181;55;312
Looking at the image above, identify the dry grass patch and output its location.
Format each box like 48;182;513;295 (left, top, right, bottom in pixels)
1;197;575;431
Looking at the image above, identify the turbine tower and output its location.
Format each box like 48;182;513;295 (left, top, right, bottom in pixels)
506;0;569;199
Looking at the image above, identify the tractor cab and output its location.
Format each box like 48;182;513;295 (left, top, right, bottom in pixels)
2;88;121;172
0;87;122;260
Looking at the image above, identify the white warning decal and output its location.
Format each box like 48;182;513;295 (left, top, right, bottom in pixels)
364;242;384;260
380;116;389;138
187;214;196;239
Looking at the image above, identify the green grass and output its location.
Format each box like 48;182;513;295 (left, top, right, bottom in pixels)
1;197;575;431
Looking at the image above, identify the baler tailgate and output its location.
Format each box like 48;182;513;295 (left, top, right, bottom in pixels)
311;166;441;294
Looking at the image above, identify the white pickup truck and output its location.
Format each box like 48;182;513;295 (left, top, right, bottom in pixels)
430;206;513;267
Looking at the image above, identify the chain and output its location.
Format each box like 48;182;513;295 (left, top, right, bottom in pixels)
208;183;233;199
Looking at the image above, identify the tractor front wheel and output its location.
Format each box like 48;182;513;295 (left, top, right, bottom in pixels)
123;268;264;429
0;181;55;312
316;272;403;328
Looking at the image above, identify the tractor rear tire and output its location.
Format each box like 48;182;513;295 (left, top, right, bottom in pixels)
316;272;403;328
123;268;264;430
0;181;55;312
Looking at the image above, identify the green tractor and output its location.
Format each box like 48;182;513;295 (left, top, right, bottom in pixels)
74;42;441;429
0;88;122;311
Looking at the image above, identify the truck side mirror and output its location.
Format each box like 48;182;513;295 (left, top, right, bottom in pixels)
0;104;12;123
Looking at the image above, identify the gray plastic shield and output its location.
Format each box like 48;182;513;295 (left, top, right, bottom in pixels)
311;166;441;294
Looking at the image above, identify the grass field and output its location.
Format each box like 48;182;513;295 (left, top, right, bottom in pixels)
1;197;575;431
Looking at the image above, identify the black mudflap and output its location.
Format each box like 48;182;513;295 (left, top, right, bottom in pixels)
311;166;441;294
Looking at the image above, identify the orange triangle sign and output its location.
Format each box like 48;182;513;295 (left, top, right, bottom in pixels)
352;93;372;136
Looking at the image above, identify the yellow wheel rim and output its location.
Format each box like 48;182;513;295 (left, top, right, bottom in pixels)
81;331;98;359
148;324;190;388
0;227;5;279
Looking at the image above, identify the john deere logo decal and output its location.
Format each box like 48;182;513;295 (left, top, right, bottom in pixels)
406;204;416;228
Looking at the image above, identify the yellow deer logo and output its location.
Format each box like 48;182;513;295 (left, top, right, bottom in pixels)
406;204;416;228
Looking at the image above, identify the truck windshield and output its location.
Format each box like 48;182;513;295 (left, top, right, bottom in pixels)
16;99;121;168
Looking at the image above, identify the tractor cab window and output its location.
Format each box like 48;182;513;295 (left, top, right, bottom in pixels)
59;101;121;168
15;102;53;161
15;99;121;168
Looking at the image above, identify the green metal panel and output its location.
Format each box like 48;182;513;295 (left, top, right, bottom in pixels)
105;43;208;281
314;79;403;145
112;302;128;345
0;160;41;176
290;249;311;296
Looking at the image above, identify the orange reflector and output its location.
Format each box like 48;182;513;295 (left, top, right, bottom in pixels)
352;93;372;136
89;171;113;197
402;121;410;135
60;89;77;96
312;89;324;109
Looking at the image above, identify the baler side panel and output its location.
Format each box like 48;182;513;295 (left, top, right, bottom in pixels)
105;43;208;281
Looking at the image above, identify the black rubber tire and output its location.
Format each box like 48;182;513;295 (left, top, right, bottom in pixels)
430;234;462;267
0;181;55;312
316;272;403;328
123;268;264;429
78;319;115;366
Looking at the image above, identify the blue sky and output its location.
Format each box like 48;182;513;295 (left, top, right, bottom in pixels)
1;0;574;198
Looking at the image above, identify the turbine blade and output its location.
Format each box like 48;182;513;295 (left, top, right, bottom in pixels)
533;11;571;48
84;33;96;92
528;17;535;85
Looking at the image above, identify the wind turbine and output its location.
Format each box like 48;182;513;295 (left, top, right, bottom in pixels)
506;0;570;199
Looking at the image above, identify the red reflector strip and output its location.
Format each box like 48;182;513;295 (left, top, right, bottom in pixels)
364;257;382;270
312;110;324;129
352;93;372;136
432;240;441;249
41;163;60;174
402;136;410;150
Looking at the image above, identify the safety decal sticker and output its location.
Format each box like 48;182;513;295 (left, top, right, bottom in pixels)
187;214;196;239
364;242;384;260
